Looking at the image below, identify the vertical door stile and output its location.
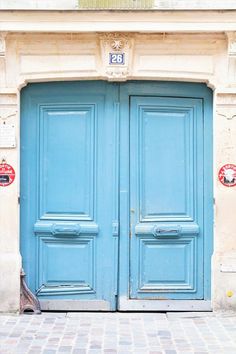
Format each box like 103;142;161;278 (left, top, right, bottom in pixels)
117;83;131;309
112;98;120;299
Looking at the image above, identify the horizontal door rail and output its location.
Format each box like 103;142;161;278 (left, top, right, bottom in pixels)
34;221;99;236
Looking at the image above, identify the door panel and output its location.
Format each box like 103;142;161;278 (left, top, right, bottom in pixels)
134;98;196;222
137;237;195;291
21;82;119;310
129;96;204;300
39;105;95;219
138;99;193;222
37;236;95;295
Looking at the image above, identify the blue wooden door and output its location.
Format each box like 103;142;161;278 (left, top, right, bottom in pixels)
21;82;119;311
21;81;212;311
119;82;213;310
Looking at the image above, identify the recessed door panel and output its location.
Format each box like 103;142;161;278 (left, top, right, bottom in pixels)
136;237;196;293
39;106;95;219
38;236;95;296
138;103;194;221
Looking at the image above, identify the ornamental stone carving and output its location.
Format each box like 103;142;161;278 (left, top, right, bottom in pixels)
99;33;134;81
217;93;236;120
217;108;236;120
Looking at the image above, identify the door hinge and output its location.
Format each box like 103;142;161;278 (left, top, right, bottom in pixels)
18;196;20;204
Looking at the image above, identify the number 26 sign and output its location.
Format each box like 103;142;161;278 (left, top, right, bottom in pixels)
109;53;125;65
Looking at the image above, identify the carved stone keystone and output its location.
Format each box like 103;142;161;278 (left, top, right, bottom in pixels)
99;33;134;81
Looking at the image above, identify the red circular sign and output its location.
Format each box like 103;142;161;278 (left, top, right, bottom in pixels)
0;163;15;187
218;164;236;187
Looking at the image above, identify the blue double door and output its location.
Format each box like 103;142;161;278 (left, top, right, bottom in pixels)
21;81;213;311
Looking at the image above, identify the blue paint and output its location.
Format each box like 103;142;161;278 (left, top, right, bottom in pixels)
21;81;213;310
20;82;119;310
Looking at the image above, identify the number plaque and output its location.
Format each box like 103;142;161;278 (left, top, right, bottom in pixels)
109;53;125;65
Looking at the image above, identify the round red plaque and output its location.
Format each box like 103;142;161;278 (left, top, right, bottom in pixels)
218;164;236;187
0;163;15;187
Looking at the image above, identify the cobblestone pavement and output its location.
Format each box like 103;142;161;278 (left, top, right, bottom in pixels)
0;312;236;354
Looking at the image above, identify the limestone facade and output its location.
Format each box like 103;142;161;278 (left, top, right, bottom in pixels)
0;10;236;312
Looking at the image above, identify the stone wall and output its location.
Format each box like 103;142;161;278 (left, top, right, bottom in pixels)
0;23;236;312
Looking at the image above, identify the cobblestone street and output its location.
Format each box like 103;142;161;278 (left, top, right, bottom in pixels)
0;312;236;354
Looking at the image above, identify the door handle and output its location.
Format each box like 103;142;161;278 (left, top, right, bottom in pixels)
52;223;81;236
135;223;199;236
153;225;181;237
34;221;99;236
